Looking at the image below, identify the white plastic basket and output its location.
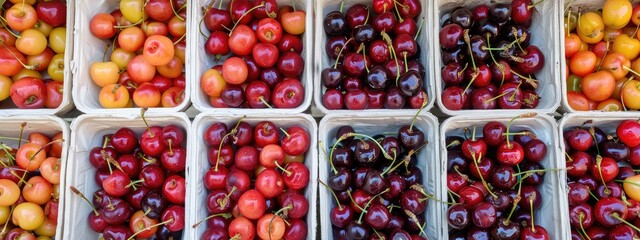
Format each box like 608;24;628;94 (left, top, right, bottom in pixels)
188;113;318;240
72;0;191;114
439;113;569;239
313;0;436;115
189;0;313;114
0;116;69;239
0;2;75;116
557;112;640;236
63;112;191;239
433;0;562;115
318;112;444;240
560;0;640;112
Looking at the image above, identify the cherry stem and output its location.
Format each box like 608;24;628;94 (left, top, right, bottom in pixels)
596;42;611;72
0;206;14;239
198;17;209;38
258;96;274;108
471;126;477;141
577;213;591;240
392;0;405;22
229;2;265;35
529;197;535;232
501;131;535;137
385;146;423;175
510;69;539;89
462;71;478;96
104;152;124;173
357;188;389;224
381;32;401;84
504;192;521;224
274;161;291;175
173;33;186;45
274;203;294;218
17;122;25;149
333;38;353;69
611;213;640;232
349;133;393;160
405;209;427;237
614;179;640;188
0;20;18;39
318;179;343;210
447;189;460;203
169;0;185;21
484;88;513;104
620;77;634;112
128;218;174;240
0;42;34;70
0;136;27;143
339;1;345;13
113;18;144;29
469;149;498;198
140;108;154;137
137;152;157;164
513;168;561;176
363;44;370;73
446;140;460;149
417;188;455;205
279;127;291;138
380;150;399;176
414;17;425;40
347;191;366;212
463;29;477;70
565;8;572;36
486;35;507;86
0;144;16;164
70;186;99;216
192;213;231;228
409;92;428;132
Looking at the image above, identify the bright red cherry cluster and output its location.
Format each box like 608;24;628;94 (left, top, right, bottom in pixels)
324;122;429;239
564;120;640;239
321;0;427;110
200;0;306;109
0;0;67;109
88;0;187;108
439;0;544;110
71;115;186;239
197;120;311;239
445;116;551;239
0;123;63;238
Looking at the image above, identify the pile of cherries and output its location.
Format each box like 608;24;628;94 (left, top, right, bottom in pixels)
564;120;640;239
0;0;67;109
200;0;307;109
0;124;63;239
197;119;311;239
446;116;551;239
320;0;428;110
71;114;186;239
324;122;429;239
88;0;187;108
439;0;545;110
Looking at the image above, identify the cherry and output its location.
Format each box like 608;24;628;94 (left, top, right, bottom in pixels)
440;24;464;50
448;204;470;230
569;203;594;229
594;197;628;227
589;156;618;183
618;120;640;148
520;225;550;240
141;191;167;219
524;138;547;162
400;189;426;214
373;11;396;33
324;10;347;36
112;128;138;153
345;4;369;29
